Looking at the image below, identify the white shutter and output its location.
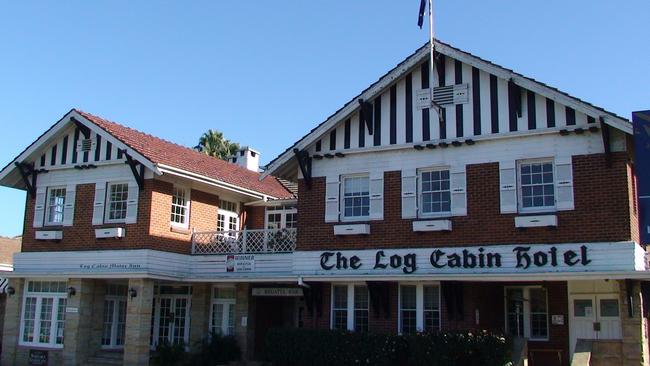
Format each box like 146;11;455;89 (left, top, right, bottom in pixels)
369;172;384;220
324;176;340;223
33;187;46;228
401;169;418;219
450;166;467;216
125;182;139;224
92;181;107;225
62;185;76;226
499;161;518;214
555;156;574;211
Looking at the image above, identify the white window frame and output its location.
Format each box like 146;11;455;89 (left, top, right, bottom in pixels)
265;205;298;229
504;285;549;341
217;200;240;234
340;174;371;221
418;167;452;218
170;185;190;228
330;283;369;332
45;186;67;225
19;280;68;349
104;182;129;224
398;282;441;334
209;285;236;336
517;158;556;213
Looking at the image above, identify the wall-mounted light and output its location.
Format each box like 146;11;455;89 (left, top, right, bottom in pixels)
67;287;76;297
6;286;15;296
129;288;137;299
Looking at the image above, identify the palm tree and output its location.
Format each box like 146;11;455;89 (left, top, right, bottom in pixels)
195;129;240;160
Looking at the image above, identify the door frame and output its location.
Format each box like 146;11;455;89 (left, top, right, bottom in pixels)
568;293;622;357
151;294;192;348
101;296;127;349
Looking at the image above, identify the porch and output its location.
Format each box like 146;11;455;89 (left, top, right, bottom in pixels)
191;228;297;255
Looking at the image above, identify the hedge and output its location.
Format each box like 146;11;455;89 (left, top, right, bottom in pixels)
265;328;511;366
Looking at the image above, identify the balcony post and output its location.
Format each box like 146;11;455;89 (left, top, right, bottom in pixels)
191;228;196;254
264;229;269;252
242;229;248;253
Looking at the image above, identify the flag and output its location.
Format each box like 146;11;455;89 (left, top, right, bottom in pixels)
417;0;427;28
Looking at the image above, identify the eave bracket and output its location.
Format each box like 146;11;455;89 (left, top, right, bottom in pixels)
14;162;37;198
293;148;312;188
122;150;145;190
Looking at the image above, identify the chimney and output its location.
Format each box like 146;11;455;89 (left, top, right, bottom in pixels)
228;146;260;172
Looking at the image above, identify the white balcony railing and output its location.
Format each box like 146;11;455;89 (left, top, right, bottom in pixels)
191;228;297;255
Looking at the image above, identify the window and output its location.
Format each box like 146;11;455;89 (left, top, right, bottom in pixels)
330;284;368;331
265;205;298;229
20;281;67;348
210;286;236;336
105;183;129;223
399;283;440;334
518;160;555;211
505;286;548;340
217;200;239;234
419;169;451;215
170;186;190;227
45;187;66;225
342;175;370;219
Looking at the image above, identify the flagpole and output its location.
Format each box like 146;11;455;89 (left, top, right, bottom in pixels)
429;0;435;103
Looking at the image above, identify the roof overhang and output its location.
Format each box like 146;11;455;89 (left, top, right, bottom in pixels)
0;109;160;189
262;40;633;179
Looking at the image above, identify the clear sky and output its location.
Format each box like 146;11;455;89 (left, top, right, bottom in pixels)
0;1;648;237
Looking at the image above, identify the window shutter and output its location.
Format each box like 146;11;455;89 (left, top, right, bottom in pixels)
499;161;518;214
324;176;340;223
369;172;384;220
125;182;139;224
555;156;574;211
92;181;106;225
401;169;418;219
33;187;46;228
62;185;76;226
450;166;467;216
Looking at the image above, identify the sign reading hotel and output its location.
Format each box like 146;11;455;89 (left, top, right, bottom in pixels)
293;242;644;276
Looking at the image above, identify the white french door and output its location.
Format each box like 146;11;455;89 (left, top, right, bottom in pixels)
569;294;622;355
211;299;235;335
152;295;191;347
101;297;127;349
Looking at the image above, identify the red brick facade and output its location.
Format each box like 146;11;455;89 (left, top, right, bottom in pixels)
297;152;632;251
22;178;267;254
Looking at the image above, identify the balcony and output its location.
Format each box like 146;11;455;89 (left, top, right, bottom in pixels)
191;228;297;255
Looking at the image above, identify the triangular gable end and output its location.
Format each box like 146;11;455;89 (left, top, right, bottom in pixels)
263;40;632;179
0;109;159;190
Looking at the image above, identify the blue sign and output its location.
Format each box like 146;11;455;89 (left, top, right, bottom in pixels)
633;110;650;245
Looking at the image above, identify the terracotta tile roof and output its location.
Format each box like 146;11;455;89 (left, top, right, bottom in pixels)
76;110;293;199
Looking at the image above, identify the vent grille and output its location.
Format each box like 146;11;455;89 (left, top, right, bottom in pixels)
77;138;95;153
433;83;469;106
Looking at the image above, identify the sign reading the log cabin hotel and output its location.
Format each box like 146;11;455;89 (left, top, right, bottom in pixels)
292;242;643;276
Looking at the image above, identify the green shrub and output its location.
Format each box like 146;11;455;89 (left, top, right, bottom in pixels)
186;331;242;365
151;341;186;366
265;328;510;366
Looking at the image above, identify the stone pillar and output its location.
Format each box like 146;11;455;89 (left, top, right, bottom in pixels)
235;283;251;361
620;280;649;366
1;278;24;366
62;278;96;365
124;278;154;366
189;283;210;350
88;281;107;354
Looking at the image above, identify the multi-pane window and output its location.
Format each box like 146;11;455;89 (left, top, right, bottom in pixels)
102;284;127;348
342;175;370;219
399;284;441;334
46;187;66;225
265;205;298;229
211;287;236;336
420;169;451;215
106;183;129;222
423;285;440;332
519;161;555;210
505;286;548;340
400;285;417;334
217;200;239;234
353;285;369;332
170;186;189;227
20;281;67;348
332;285;348;330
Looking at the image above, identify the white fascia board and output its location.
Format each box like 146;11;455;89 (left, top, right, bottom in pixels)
0;110;161;183
436;43;632;135
244;198;298;207
262;41;631;179
70;110;161;175
157;164;272;201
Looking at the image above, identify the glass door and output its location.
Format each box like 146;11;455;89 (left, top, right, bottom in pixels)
101;297;127;348
152;294;191;347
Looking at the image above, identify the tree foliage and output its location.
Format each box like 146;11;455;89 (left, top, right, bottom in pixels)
195;129;240;160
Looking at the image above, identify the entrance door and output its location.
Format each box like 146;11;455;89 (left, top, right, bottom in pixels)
570;294;622;354
254;297;296;359
152;295;191;347
102;297;127;348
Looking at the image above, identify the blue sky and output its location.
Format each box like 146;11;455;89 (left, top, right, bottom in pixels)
0;1;648;237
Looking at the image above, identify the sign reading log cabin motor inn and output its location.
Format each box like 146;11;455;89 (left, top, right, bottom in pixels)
226;254;255;272
293;242;644;276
